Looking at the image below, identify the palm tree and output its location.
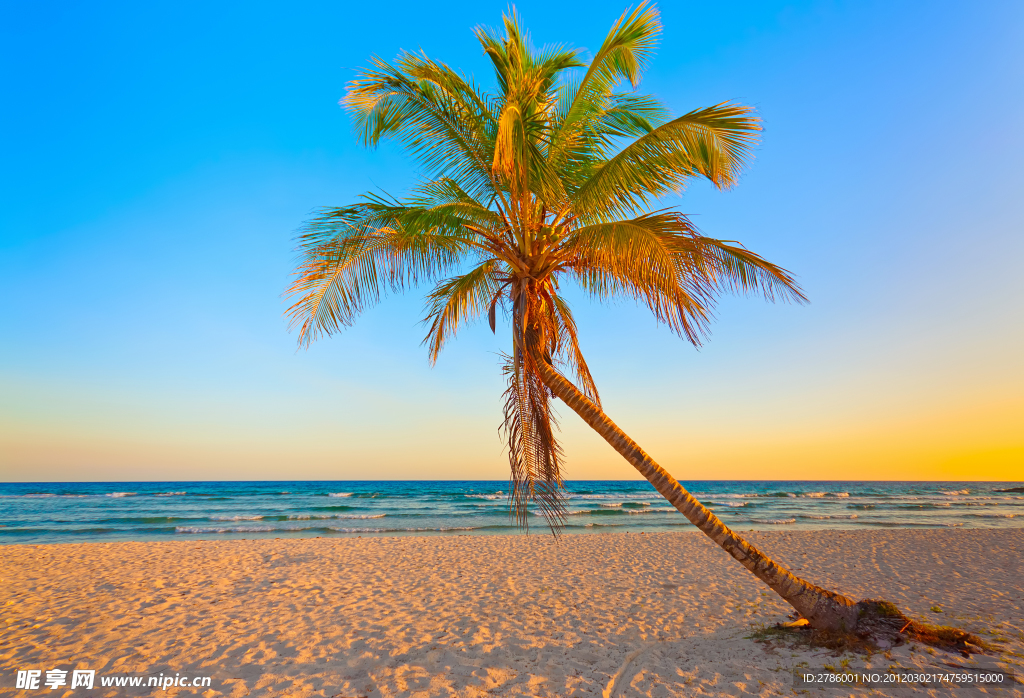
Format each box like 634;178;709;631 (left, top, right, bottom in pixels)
287;3;862;631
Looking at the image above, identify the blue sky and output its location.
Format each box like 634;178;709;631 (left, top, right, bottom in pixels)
1;0;1022;481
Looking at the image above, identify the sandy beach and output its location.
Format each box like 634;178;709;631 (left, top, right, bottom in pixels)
2;529;1022;697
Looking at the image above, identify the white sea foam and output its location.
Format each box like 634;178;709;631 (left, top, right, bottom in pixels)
326;525;477;533
176;525;274;533
210;515;264;521
752;518;797;524
328;492;353;497
942;489;970;496
541;506;671;516
107;492;137;497
709;501;746;507
598;502;623;508
801;514;858;520
0;493;64;498
286;513;386;520
155;492;187;496
568;494;636;500
693;493;757;498
465;494;503;500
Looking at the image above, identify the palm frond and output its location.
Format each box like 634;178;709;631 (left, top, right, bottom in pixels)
690;237;808;304
557;212;717;343
572;103;762;222
556;212;805;343
344;56;497;199
392;179;506;239
286;206;476;347
476;12;581;208
422;260;505;363
501;344;566;535
549;295;601;406
547;2;661;167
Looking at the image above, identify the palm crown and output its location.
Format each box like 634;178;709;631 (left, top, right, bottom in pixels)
287;3;806;532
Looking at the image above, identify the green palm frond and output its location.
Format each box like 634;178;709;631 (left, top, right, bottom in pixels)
344;56;497;199
596;94;669;139
476;12;581;209
554;2;661;122
374;181;502;242
400;54;501;132
572;103;762;222
423;260;505;363
547;3;661;166
474;9;584;100
286;206;478;347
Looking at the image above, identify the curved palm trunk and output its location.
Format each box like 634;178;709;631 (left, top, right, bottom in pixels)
531;348;860;631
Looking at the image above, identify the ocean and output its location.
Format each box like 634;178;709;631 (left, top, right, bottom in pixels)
1;480;1022;545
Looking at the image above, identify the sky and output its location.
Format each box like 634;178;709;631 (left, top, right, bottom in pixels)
1;0;1021;482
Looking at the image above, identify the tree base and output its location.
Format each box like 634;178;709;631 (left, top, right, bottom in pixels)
751;599;995;657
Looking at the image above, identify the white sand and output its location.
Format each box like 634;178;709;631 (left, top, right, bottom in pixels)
2;529;1022;697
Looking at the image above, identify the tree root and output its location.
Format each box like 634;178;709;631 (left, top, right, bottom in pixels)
750;598;997;657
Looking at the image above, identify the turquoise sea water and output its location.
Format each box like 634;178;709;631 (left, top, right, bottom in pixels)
1;481;1022;545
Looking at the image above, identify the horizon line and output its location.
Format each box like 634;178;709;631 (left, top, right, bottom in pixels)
3;478;1021;484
